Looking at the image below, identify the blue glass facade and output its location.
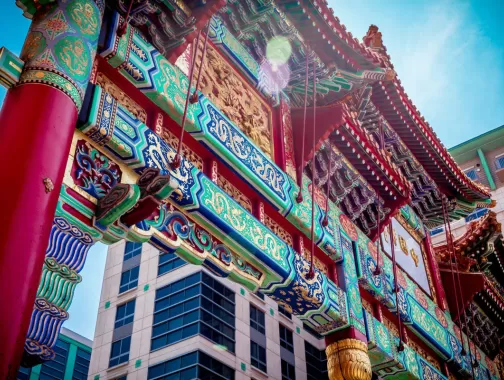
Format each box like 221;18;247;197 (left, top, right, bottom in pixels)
158;252;186;276
305;341;328;380
148;350;234;380
152;272;235;353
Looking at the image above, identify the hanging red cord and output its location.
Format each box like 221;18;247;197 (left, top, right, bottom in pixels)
322;143;331;227
466;264;483;369
307;58;317;280
442;198;467;356
389;222;404;351
117;0;135;37
190;22;210;104
296;48;310;204
446;203;478;365
379;118;386;150
373;198;382;276
171;29;202;170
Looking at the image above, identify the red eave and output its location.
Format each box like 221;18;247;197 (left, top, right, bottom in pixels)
435;211;500;257
276;0;384;71
371;80;490;202
291;103;410;239
440;270;485;321
484;280;504;312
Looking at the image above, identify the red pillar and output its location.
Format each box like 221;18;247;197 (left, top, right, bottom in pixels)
0;85;78;377
0;0;103;377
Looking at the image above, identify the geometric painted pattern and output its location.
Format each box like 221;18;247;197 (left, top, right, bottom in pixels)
98;11;340;260
77;84;349;335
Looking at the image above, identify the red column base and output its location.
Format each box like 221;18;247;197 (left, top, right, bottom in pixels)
325;326;368;347
0;84;77;378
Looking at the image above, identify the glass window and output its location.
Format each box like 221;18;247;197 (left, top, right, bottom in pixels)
40;339;69;379
278;305;292;319
303;323;323;340
109;336;131;368
158;252;186;276
147;351;233;380
250;305;265;334
305;341;328;380
124;242;142;261
72;348;91;380
496;155;504;169
251;341;267;373
255;291;265;300
17;366;31;380
279;325;294;353
152;272;235;353
281;360;296;380
115;299;136;329
463;168;478;181
119;266;139;294
198;351;235;380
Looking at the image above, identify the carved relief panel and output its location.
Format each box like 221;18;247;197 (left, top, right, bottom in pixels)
193;43;274;158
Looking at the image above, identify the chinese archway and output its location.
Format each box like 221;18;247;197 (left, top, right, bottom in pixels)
0;0;501;379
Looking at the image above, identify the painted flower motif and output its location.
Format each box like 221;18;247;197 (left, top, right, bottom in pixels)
469;342;481;360
453;324;461;339
396;270;408;289
435;307;448;328
486;356;496;375
339;213;358;241
414;287;429;309
46;18;67;33
368;240;378;261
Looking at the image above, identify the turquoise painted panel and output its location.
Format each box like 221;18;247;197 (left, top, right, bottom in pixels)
338;228;365;335
95;12;500;375
78;84;349;334
98;11;340;259
399;205;425;239
208;17;260;84
364;309;447;380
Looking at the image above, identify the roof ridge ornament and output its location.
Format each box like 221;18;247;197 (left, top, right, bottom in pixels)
363;24;384;51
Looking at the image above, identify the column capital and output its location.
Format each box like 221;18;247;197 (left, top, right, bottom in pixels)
326;338;372;380
18;0;103;110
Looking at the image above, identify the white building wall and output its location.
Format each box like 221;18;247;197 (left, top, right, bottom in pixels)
89;241;327;380
432;145;504;247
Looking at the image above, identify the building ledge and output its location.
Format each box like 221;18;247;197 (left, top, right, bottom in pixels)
106;361;128;375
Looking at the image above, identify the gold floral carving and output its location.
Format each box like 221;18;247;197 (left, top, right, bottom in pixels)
395;215;437;303
326;339;372;380
155;113;163;135
398;235;408;255
410;249;419;267
265;215;293;247
217;174;252;213
96;72;147;123
302;248;328;276
194;44;273;157
361;298;373;315
383;316;399;337
407;339;441;371
162;129;203;171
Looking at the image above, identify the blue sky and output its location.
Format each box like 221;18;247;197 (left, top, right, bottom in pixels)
0;1;502;340
327;0;504;146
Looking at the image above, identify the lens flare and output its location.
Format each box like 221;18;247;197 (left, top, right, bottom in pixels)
266;36;292;66
213;344;228;352
259;61;290;94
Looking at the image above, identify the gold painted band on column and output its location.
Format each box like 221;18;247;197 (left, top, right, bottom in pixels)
326;338;372;380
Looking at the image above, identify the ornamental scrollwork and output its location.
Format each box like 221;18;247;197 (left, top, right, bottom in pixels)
194;44;273;157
